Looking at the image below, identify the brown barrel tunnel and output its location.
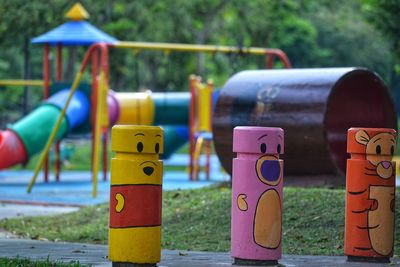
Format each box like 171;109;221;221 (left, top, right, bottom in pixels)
212;68;397;177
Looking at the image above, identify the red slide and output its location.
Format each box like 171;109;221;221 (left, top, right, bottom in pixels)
0;130;28;169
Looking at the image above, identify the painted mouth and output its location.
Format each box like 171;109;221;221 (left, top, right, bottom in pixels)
256;155;282;185
357;224;379;230
260;160;280;182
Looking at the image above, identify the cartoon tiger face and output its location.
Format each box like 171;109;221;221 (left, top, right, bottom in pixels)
355;130;396;179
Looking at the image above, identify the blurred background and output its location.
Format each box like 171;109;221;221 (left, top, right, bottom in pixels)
0;0;398;127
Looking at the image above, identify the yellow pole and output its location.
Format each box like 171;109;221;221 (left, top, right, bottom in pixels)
27;72;84;193
115;41;274;55
0;80;45;87
92;70;107;198
114;41;292;68
192;136;204;181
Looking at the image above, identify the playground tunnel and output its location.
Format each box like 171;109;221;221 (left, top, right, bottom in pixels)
0;88;191;170
212;67;397;181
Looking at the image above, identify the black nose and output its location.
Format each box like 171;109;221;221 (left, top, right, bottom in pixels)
143;167;154;176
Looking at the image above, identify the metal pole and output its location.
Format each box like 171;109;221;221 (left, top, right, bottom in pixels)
27;71;84;193
0;80;44;86
55;44;63;181
114;41;292;68
188;75;196;181
91;49;99;175
23;36;30;115
43;44;50;183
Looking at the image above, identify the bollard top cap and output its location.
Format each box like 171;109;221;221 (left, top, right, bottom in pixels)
112;125;164;154
347;127;396;155
233;126;284;154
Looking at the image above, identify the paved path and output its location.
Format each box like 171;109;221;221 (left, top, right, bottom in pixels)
0;238;399;267
0;203;79;220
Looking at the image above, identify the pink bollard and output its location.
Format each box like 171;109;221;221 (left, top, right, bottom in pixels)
231;126;284;265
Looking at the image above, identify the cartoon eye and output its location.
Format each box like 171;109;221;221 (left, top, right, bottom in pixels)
260;143;266;153
277;144;281;154
155;143;160;153
391;146;394;156
376;145;381;155
137;142;144;152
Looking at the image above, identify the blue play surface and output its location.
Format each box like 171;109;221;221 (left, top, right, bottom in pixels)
0;154;229;206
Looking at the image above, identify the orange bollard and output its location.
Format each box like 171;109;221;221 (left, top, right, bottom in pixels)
345;128;396;262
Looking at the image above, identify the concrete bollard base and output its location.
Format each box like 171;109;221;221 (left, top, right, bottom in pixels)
113;262;157;267
347;256;390;263
233;258;279;266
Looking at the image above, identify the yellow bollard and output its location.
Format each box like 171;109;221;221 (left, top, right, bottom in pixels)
109;125;164;266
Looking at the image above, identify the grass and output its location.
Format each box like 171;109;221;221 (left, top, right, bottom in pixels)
1;186;399;256
0;257;88;266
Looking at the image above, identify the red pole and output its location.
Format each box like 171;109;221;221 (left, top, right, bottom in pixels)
205;80;213;180
266;54;274;69
99;45;109;182
188;75;197;181
91;48;99;173
43;44;50;182
55;44;63;181
86;43;110;181
56;44;62;81
265;49;292;69
44;44;50;98
97;44;110;182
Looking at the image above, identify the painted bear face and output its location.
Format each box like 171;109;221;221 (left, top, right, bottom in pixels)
111;125;164;183
233;126;284;185
233;126;284;155
355;130;396;179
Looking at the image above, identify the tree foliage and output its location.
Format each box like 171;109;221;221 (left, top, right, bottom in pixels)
363;0;400;57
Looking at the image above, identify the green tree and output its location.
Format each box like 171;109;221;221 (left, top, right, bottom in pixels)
363;0;400;57
306;0;393;81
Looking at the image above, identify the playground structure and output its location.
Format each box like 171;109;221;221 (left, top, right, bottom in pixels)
0;2;398;195
0;88;191;170
0;3;292;197
213;68;397;183
189;75;214;181
0;3;398;266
